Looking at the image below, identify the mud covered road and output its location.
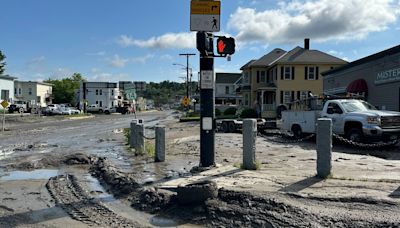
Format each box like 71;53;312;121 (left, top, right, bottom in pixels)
1;111;400;227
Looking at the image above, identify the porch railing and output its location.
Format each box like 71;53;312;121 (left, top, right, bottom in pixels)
262;104;275;111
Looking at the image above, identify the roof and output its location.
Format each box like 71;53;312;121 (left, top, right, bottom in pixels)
0;75;17;80
322;44;400;76
275;46;348;64
240;60;256;70
215;73;242;84
15;80;53;86
249;48;287;67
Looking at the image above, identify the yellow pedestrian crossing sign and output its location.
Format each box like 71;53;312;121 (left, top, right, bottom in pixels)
1;100;9;108
181;96;190;107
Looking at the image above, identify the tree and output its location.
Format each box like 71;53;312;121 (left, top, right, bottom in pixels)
44;73;86;105
0;50;6;75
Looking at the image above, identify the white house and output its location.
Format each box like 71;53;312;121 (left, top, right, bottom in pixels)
14;81;53;107
0;75;17;109
215;73;242;106
78;82;121;109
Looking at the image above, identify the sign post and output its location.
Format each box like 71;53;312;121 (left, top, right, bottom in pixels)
1;100;9;132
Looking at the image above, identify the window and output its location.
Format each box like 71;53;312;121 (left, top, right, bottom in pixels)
243;72;250;84
284;67;292;80
14;88;17;95
300;91;308;100
111;90;114;96
1;90;10;100
244;94;249;106
96;89;99;95
260;71;266;83
256;71;260;83
28;88;32;95
37;96;41;103
18;88;22;95
96;101;99;104
99;101;103;107
100;89;103;95
308;67;315;80
283;91;292;104
225;86;230;94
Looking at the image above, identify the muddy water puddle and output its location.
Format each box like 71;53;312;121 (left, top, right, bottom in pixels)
0;169;59;181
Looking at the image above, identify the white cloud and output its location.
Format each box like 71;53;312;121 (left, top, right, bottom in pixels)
51;68;74;79
117;32;196;49
228;0;400;44
160;54;173;61
108;54;129;68
89;72;130;82
131;54;155;64
26;56;46;73
86;51;106;56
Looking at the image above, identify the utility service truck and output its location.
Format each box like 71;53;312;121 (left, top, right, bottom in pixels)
280;98;400;142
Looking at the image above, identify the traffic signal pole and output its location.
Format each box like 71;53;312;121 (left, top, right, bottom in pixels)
199;54;215;167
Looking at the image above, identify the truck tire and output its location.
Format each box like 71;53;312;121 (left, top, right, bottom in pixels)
99;109;103;113
292;125;303;139
347;128;364;143
221;122;229;133
19;108;24;113
105;110;110;115
228;122;236;133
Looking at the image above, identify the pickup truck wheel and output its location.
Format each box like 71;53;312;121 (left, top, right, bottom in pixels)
347;128;364;142
99;109;103;113
292;125;303;139
221;122;229;133
105;110;110;115
19;108;24;113
228;122;236;133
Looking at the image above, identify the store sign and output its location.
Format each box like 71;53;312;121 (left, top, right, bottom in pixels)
375;67;400;85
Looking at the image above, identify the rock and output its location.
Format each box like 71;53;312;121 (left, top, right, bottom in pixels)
176;180;218;205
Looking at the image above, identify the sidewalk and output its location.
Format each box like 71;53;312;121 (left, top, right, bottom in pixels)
159;147;400;202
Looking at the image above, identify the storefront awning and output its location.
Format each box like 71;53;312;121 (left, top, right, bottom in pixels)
346;79;368;94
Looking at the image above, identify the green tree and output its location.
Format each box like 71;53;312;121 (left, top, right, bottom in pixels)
44;73;86;105
0;50;6;75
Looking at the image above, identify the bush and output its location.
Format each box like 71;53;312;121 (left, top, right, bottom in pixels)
215;108;221;116
223;107;237;116
240;108;257;118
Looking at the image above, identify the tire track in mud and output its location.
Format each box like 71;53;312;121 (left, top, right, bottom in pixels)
46;174;146;227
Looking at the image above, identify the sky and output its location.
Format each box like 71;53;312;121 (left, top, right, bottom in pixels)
1;0;400;83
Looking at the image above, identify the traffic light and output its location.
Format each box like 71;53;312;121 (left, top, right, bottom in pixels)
216;37;235;55
197;32;213;56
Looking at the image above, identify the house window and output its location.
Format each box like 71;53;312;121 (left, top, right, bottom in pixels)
300;91;308;100
244;94;249;106
99;101;103;107
225;86;230;94
111;90;114;96
284;91;291;104
1;90;9;100
100;89;103;95
14;88;17;95
28;88;32;95
96;89;99;95
308;67;316;80
256;71;260;83
96;101;99;105
243;72;250;84
261;71;266;83
37;96;41;103
284;67;292;80
19;88;22;95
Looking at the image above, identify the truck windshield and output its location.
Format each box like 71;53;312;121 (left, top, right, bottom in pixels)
341;101;377;112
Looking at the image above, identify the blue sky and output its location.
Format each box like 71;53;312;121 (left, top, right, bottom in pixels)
1;0;400;82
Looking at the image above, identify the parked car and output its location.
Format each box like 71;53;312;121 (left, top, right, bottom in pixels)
69;107;81;115
8;101;32;113
87;104;104;113
60;107;72;115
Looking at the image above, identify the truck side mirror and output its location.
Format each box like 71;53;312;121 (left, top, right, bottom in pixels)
327;107;334;114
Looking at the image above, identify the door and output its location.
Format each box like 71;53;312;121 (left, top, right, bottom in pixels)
322;102;345;134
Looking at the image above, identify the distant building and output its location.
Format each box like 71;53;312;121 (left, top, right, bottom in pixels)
215;73;242;106
323;44;400;111
14;80;53;107
0;75;17;108
118;81;137;101
79;82;121;109
133;81;146;92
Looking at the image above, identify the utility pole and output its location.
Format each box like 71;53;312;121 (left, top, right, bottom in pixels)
179;53;196;99
83;82;87;113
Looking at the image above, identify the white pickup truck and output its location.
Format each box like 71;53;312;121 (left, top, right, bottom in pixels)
280;99;400;142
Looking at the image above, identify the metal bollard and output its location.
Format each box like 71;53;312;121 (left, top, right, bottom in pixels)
317;118;332;178
243;119;257;170
130;120;138;149
136;123;145;154
155;126;166;162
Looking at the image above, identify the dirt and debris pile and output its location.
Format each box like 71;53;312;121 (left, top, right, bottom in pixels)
176;180;218;205
90;157;140;196
63;153;95;165
131;187;177;213
9;153;95;170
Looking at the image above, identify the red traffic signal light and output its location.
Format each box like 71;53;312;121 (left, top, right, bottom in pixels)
216;37;235;55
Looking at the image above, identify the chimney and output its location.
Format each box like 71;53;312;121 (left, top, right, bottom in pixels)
304;38;310;50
